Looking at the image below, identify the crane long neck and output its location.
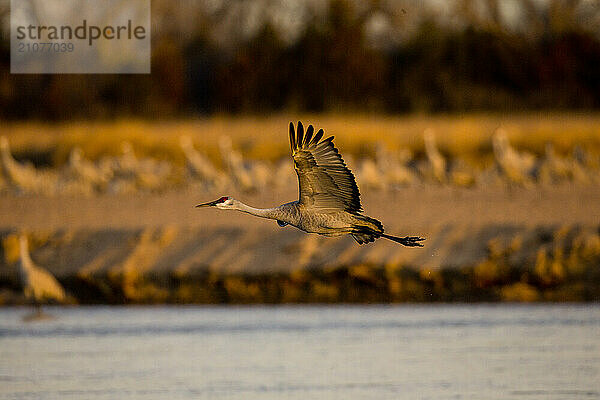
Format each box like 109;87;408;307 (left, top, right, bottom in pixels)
234;201;278;219
19;237;34;271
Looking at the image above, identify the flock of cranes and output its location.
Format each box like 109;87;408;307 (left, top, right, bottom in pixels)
0;136;172;195
1;130;598;196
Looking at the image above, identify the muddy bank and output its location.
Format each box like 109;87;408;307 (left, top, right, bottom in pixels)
1;224;599;304
1;222;599;303
1;186;599;304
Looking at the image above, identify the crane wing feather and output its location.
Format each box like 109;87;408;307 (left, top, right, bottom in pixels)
290;121;362;213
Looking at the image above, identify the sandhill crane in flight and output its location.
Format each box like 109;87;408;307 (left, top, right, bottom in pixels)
197;122;424;246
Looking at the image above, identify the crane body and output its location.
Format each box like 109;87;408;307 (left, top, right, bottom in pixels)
19;235;66;305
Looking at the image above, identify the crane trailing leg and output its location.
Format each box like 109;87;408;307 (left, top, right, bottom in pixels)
350;215;424;246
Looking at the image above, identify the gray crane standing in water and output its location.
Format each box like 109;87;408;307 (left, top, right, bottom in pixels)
18;235;66;316
197;122;424;246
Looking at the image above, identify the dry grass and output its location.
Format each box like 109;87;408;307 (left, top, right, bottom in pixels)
3;113;600;166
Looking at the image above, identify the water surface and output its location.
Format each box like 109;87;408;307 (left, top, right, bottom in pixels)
1;305;599;399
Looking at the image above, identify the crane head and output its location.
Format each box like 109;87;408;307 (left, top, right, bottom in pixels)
195;196;234;209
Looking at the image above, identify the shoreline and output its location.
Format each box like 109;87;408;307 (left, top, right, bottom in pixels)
2;186;599;305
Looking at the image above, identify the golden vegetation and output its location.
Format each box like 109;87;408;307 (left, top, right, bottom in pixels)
1;114;599;196
3;114;600;166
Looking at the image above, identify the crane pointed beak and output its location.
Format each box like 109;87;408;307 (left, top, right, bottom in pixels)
195;200;219;208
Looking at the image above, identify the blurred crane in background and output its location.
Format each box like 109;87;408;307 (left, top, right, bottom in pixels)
219;136;271;192
18;235;66;320
492;128;536;185
423;129;447;184
0;136;57;194
67;146;112;192
180;135;228;190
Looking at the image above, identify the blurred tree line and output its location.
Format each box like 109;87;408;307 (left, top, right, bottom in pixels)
0;0;599;120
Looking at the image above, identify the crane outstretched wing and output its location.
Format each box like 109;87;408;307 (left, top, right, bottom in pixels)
289;121;362;213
